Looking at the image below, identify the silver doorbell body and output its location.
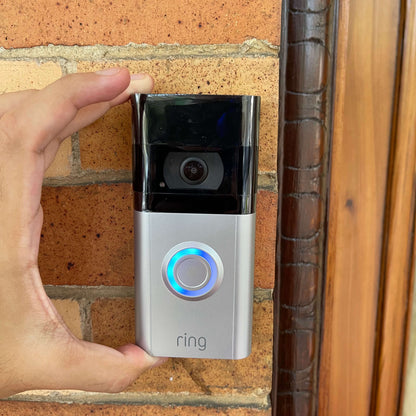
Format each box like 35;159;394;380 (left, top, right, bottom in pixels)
131;93;260;359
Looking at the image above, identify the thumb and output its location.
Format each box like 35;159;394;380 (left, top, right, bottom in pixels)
36;339;166;393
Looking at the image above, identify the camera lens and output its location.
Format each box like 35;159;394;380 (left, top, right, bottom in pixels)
180;157;208;184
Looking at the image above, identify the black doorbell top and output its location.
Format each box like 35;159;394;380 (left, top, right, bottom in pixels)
131;94;260;215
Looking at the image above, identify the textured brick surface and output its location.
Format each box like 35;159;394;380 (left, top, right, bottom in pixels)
0;402;271;415
91;298;135;347
0;0;280;48
79;102;132;171
44;139;72;178
255;191;278;288
78;57;279;174
39;184;276;288
91;298;273;394
51;299;82;339
0;61;62;92
0;60;72;177
39;183;135;286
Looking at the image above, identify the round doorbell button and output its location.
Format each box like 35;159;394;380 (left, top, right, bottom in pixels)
162;242;223;300
175;256;210;289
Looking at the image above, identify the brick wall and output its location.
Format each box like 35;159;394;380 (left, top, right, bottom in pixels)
0;1;280;414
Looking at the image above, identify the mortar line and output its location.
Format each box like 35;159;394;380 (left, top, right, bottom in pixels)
0;40;279;62
42;170;277;192
43;170;132;187
70;132;82;175
58;59;69;76
44;285;273;303
5;390;271;409
77;298;93;342
44;285;134;301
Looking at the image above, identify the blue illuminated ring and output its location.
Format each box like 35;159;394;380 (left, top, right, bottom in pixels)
162;242;223;300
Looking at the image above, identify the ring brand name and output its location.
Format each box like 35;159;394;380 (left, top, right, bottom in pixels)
176;333;207;351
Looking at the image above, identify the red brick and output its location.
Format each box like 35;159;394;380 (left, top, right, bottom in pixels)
78;57;279;174
0;61;62;91
45;139;72;178
91;298;273;394
255;191;277;288
51;299;83;339
79;103;132;171
39;184;276;288
39;183;135;286
0;0;280;48
0;402;271;415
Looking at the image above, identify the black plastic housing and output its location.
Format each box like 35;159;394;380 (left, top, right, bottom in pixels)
131;94;260;214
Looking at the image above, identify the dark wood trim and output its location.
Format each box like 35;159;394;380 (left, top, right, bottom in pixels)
272;1;338;414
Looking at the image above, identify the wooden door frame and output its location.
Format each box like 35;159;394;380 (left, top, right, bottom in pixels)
271;0;416;415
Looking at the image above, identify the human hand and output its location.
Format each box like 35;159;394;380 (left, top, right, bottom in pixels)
0;68;165;398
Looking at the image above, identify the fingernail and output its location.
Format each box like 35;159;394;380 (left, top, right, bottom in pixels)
95;67;122;76
130;73;148;80
148;356;168;368
152;357;169;368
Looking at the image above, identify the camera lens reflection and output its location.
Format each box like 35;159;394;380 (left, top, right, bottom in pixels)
180;158;208;184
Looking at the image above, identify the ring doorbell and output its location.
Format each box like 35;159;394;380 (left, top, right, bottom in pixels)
131;93;260;359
